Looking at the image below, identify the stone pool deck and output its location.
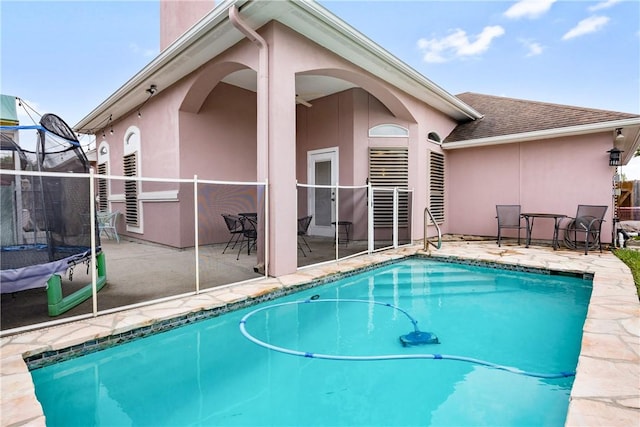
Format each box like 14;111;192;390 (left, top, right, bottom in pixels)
1;242;639;426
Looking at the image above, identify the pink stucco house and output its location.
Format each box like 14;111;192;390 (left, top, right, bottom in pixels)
76;0;640;277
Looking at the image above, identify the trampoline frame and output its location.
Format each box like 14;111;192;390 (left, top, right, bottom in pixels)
46;251;107;316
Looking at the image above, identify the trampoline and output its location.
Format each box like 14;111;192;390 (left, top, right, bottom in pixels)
1;113;106;316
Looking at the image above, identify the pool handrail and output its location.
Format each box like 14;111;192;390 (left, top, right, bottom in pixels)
424;207;442;250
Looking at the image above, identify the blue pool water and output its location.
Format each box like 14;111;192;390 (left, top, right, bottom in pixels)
31;258;592;426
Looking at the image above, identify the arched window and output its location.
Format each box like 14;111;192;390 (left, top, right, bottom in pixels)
368;124;409;138
428;132;441;144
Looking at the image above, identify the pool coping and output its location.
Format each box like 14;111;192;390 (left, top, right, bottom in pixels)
1;243;639;426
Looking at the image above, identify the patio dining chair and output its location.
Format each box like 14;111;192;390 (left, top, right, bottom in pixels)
97;211;120;243
221;214;243;254
237;215;257;260
559;205;608;255
496;205;524;247
297;215;313;257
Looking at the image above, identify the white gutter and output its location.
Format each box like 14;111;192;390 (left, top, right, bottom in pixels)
443;118;640;150
229;4;268;165
229;4;270;274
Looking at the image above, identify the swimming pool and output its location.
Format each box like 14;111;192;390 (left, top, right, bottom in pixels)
30;258;592;426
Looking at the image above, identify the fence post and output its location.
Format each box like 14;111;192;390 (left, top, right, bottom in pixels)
89;168;98;316
335;182;339;261
194;175;200;294
368;181;374;253
393;187;399;248
264;178;269;277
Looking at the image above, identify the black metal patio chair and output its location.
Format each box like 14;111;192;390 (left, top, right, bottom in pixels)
237;215;258;260
297;215;313;257
221;214;243;254
559;205;608;255
496;205;524;247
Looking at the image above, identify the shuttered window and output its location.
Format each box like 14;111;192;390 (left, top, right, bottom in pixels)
97;162;108;212
429;151;445;224
369;147;409;227
123;153;139;227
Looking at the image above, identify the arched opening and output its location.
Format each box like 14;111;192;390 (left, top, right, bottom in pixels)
293;69;417;264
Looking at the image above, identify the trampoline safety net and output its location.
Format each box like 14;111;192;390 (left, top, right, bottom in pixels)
1;113;98;271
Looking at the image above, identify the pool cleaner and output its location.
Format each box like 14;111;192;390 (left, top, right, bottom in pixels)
399;330;440;346
397;305;440;346
239;298;575;379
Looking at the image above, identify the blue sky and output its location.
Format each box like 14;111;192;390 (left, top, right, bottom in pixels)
1;0;639;147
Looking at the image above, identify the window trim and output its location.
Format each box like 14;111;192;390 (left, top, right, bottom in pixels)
368;124;409;138
428;131;442;145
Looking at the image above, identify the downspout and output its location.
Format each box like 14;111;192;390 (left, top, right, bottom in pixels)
229;5;269;273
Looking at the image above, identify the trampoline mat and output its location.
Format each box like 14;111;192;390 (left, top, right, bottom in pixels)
1;245;91;294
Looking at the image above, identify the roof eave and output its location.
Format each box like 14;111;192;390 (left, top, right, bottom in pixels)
292;1;482;121
75;0;245;132
75;0;481;132
443;118;640;163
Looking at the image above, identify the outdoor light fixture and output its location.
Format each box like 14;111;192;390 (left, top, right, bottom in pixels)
99;146;108;155
615;128;625;145
608;147;623;167
138;85;158;118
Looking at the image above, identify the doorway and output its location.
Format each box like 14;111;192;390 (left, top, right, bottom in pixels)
307;147;338;236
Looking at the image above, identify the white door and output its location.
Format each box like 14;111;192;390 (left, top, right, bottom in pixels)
307;148;338;237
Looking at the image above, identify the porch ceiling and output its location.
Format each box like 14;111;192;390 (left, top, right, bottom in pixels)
222;70;357;106
75;0;481;134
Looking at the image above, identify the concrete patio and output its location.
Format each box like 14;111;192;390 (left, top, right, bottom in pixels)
1;240;638;426
1;236;369;332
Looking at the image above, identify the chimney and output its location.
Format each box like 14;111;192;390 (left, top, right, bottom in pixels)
160;0;216;51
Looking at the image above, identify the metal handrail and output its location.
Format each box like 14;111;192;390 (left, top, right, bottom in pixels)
424;207;442;250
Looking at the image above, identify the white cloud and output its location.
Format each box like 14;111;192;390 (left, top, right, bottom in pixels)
417;26;506;63
504;0;556;19
15;98;42;126
621;157;640;180
589;0;622;12
562;15;610;40
520;39;544;57
129;42;157;58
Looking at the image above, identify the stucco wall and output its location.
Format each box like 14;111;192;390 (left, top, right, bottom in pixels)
180;82;257;182
102;19;468;265
446;133;614;243
95;86;186;247
160;0;216;51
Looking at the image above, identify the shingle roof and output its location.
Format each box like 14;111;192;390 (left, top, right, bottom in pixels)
446;92;639;143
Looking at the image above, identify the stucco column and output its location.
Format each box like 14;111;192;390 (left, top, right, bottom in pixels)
261;37;298;276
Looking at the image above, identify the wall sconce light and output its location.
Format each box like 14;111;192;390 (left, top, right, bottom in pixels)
608;147;623;167
615;128;625;145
